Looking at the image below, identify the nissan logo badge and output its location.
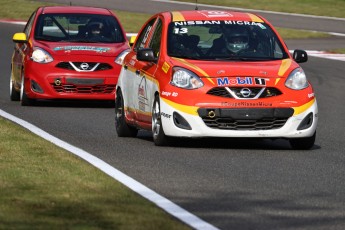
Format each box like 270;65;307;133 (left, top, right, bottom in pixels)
240;88;252;98
80;63;89;70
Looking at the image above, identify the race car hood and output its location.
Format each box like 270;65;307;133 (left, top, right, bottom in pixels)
34;41;128;57
171;58;299;79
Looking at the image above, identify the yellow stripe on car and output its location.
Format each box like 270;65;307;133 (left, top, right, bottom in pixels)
172;11;185;22
278;59;292;77
172;57;215;85
162;98;199;115
247;13;264;23
293;99;316;115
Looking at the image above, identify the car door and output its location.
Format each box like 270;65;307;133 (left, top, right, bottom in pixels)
123;16;162;125
12;10;36;86
134;18;163;124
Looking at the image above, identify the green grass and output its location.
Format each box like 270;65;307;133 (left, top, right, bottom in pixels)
0;117;191;229
178;0;345;18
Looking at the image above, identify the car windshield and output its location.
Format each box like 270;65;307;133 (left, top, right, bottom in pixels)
167;21;289;61
34;13;125;43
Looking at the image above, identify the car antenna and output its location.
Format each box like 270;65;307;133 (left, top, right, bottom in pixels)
195;0;198;10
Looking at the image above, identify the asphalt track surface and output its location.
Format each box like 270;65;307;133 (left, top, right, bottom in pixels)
1;1;345;229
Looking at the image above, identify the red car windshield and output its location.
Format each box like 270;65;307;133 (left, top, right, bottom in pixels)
167;21;289;61
34;14;125;43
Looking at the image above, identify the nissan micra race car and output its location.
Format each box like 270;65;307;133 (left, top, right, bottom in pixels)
11;6;129;105
115;10;318;149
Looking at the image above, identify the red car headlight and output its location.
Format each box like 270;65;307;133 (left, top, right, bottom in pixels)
171;67;203;89
31;47;53;63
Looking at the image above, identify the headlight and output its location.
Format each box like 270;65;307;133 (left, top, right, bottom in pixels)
285;68;308;90
31;47;53;63
115;49;130;65
171;67;203;89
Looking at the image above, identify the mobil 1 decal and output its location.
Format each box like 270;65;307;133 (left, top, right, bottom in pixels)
217;77;267;86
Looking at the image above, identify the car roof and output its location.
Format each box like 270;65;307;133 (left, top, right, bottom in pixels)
161;10;266;23
38;6;112;15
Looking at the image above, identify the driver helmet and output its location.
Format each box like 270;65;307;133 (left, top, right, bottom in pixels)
87;21;103;36
223;26;249;53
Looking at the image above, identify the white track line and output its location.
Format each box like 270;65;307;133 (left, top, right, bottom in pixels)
0;109;219;230
306;50;345;62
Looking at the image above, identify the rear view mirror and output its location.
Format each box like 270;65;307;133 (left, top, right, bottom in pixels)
12;33;27;43
137;48;156;62
293;50;308;63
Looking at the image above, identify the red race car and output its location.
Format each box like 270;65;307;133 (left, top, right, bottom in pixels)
11;6;129;105
115;10;318;149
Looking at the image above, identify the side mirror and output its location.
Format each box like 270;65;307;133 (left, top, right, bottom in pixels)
129;36;136;47
137;48;156;62
12;33;27;43
293;50;308;63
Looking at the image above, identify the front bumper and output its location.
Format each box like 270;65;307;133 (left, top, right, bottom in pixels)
23;61;120;100
160;98;318;138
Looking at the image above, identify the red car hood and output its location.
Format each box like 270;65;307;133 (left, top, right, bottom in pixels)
171;58;299;79
35;41;127;57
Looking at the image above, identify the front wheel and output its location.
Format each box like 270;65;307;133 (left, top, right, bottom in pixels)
115;89;138;137
289;131;316;150
152;95;170;146
10;77;20;101
20;77;34;106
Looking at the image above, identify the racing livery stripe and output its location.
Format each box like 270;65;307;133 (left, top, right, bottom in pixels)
172;11;185;22
293;98;316;115
275;78;281;85
246;13;264;23
172;57;215;85
162;98;199;115
126;66;160;90
125;106;151;116
278;59;292;76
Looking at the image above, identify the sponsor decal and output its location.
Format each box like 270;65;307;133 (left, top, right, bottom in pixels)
224;21;261;26
308;93;315;98
199;11;233;18
138;77;148;111
217;77;267;86
139;101;146;111
221;101;273;107
162;62;170;73
161;91;178;97
161;112;172;119
174;20;263;27
54;46;110;53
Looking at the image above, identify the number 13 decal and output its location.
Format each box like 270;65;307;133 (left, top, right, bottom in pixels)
174;28;188;34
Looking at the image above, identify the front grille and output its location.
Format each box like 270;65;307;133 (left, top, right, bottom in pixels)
52;84;116;94
207;87;282;99
56;62;112;71
198;108;293;130
207;87;233;98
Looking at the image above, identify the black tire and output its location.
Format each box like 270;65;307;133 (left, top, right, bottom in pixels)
10;78;20;101
152;95;171;146
289;131;316;150
20;77;34;106
115;89;138;137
